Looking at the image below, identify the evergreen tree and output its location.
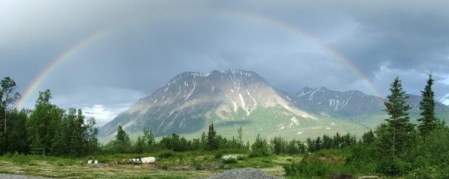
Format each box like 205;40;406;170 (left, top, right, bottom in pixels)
237;126;243;148
417;74;437;136
382;77;414;158
51;111;67;156
306;138;314;152
271;136;285;155
206;123;218;150
63;108;87;157
6;109;29;154
114;125;131;153
135;136;145;154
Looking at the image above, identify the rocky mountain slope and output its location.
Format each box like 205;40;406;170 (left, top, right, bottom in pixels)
99;70;449;141
290;86;449;127
100;70;330;140
291;87;384;120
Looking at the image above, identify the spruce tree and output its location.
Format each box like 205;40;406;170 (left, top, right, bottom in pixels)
135;136;145;154
206;123;218;150
115;125;130;153
382;77;414;158
417;74;437;136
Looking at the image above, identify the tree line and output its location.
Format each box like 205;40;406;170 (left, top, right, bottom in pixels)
1;76;353;157
0;77;98;157
2;74;449;178
284;74;449;178
347;75;449;176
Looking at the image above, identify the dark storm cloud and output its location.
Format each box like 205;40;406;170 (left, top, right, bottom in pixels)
1;0;449;125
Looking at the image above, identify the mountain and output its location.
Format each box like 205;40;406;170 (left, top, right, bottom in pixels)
99;70;365;141
291;87;449;128
291;87;385;120
99;70;449;142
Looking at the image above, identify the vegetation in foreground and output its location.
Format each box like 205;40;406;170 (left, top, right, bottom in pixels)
0;151;290;179
1;74;449;178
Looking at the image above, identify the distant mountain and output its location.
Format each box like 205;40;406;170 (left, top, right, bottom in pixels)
291;87;449;127
99;70;449;142
406;94;449;120
291;87;384;120
100;70;350;141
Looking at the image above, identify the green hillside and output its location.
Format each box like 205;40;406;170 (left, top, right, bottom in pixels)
105;106;370;144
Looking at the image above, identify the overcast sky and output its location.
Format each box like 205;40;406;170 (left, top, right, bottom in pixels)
2;0;449;126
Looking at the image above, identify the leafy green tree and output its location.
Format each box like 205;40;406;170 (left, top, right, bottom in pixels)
0;77;21;154
250;134;270;157
27;89;64;155
382;77;414;158
65;109;87;157
361;130;375;145
142;127;155;151
314;137;322;151
322;135;332;149
271;136;286;155
1;77;21;134
417;74;437;136
286;139;306;154
85;117;99;155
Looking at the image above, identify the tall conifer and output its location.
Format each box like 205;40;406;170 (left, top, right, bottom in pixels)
418;74;437;136
382;77;414;158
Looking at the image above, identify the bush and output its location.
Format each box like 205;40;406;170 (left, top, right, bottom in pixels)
284;159;347;178
158;150;175;159
249;148;271;158
214;152;223;159
376;158;409;176
406;167;435;179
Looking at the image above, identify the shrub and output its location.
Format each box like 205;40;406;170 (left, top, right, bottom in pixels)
284;159;340;177
406;167;435;179
376;158;408;176
158;150;175;159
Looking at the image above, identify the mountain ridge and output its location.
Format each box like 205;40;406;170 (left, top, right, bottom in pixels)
100;70;324;141
99;70;449;142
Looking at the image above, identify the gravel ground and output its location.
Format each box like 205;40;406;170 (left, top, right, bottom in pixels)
207;168;281;179
0;174;52;179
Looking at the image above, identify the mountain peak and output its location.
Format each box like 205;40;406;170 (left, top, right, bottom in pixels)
100;69;315;139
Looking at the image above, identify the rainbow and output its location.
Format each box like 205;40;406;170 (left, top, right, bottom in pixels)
17;9;383;109
216;9;383;97
16;28;113;109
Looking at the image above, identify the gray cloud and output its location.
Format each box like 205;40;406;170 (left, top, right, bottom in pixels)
2;0;449;125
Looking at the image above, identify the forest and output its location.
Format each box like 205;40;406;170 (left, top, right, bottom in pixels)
1;75;449;179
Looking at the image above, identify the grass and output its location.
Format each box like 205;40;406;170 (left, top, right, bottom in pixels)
0;152;288;179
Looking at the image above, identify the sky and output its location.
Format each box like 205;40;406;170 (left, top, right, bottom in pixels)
1;0;449;126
